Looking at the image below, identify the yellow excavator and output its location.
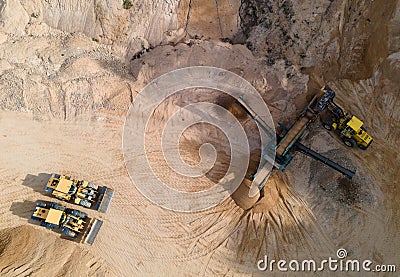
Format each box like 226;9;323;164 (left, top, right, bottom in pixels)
319;85;373;150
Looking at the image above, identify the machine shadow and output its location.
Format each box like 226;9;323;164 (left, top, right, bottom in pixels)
21;173;52;195
10;200;39;224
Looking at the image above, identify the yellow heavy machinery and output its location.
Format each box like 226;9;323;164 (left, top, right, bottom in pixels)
320;85;373;150
231;85;372;207
236;85;362;193
31;201;103;244
236;85;372;191
45;174;114;213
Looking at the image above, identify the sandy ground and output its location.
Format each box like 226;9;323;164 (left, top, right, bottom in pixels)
1;88;398;276
0;105;323;276
0;0;399;276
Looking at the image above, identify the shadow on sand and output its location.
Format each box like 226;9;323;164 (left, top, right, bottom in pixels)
21;173;52;195
10;200;39;224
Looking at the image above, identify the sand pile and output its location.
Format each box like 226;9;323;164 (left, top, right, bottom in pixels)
0;225;108;276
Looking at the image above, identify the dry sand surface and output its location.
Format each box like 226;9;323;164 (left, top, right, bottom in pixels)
0;71;398;276
1;0;400;276
0;109;327;276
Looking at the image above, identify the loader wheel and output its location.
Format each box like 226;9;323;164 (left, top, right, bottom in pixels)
62;227;76;238
49;202;62;210
71;209;87;218
87;183;98;190
322;121;333;131
342;137;356;148
79;199;91;208
358;143;370;150
36;201;46;208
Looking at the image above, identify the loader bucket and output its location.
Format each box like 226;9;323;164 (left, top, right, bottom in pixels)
84;219;103;245
95;187;114;213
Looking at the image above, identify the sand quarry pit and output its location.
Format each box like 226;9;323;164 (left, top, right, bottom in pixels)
0;98;325;276
1;0;400;276
0;77;398;276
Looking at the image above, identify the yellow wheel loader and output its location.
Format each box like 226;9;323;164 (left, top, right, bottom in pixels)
45;174;114;213
320;86;373;150
31;201;103;245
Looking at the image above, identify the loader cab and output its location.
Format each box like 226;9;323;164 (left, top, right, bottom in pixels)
56;178;77;196
346;116;363;133
339;115;372;149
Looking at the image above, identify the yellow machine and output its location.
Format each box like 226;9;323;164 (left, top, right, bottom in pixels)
328;113;373;149
320;86;373;150
45;174;114;213
31;201;103;244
